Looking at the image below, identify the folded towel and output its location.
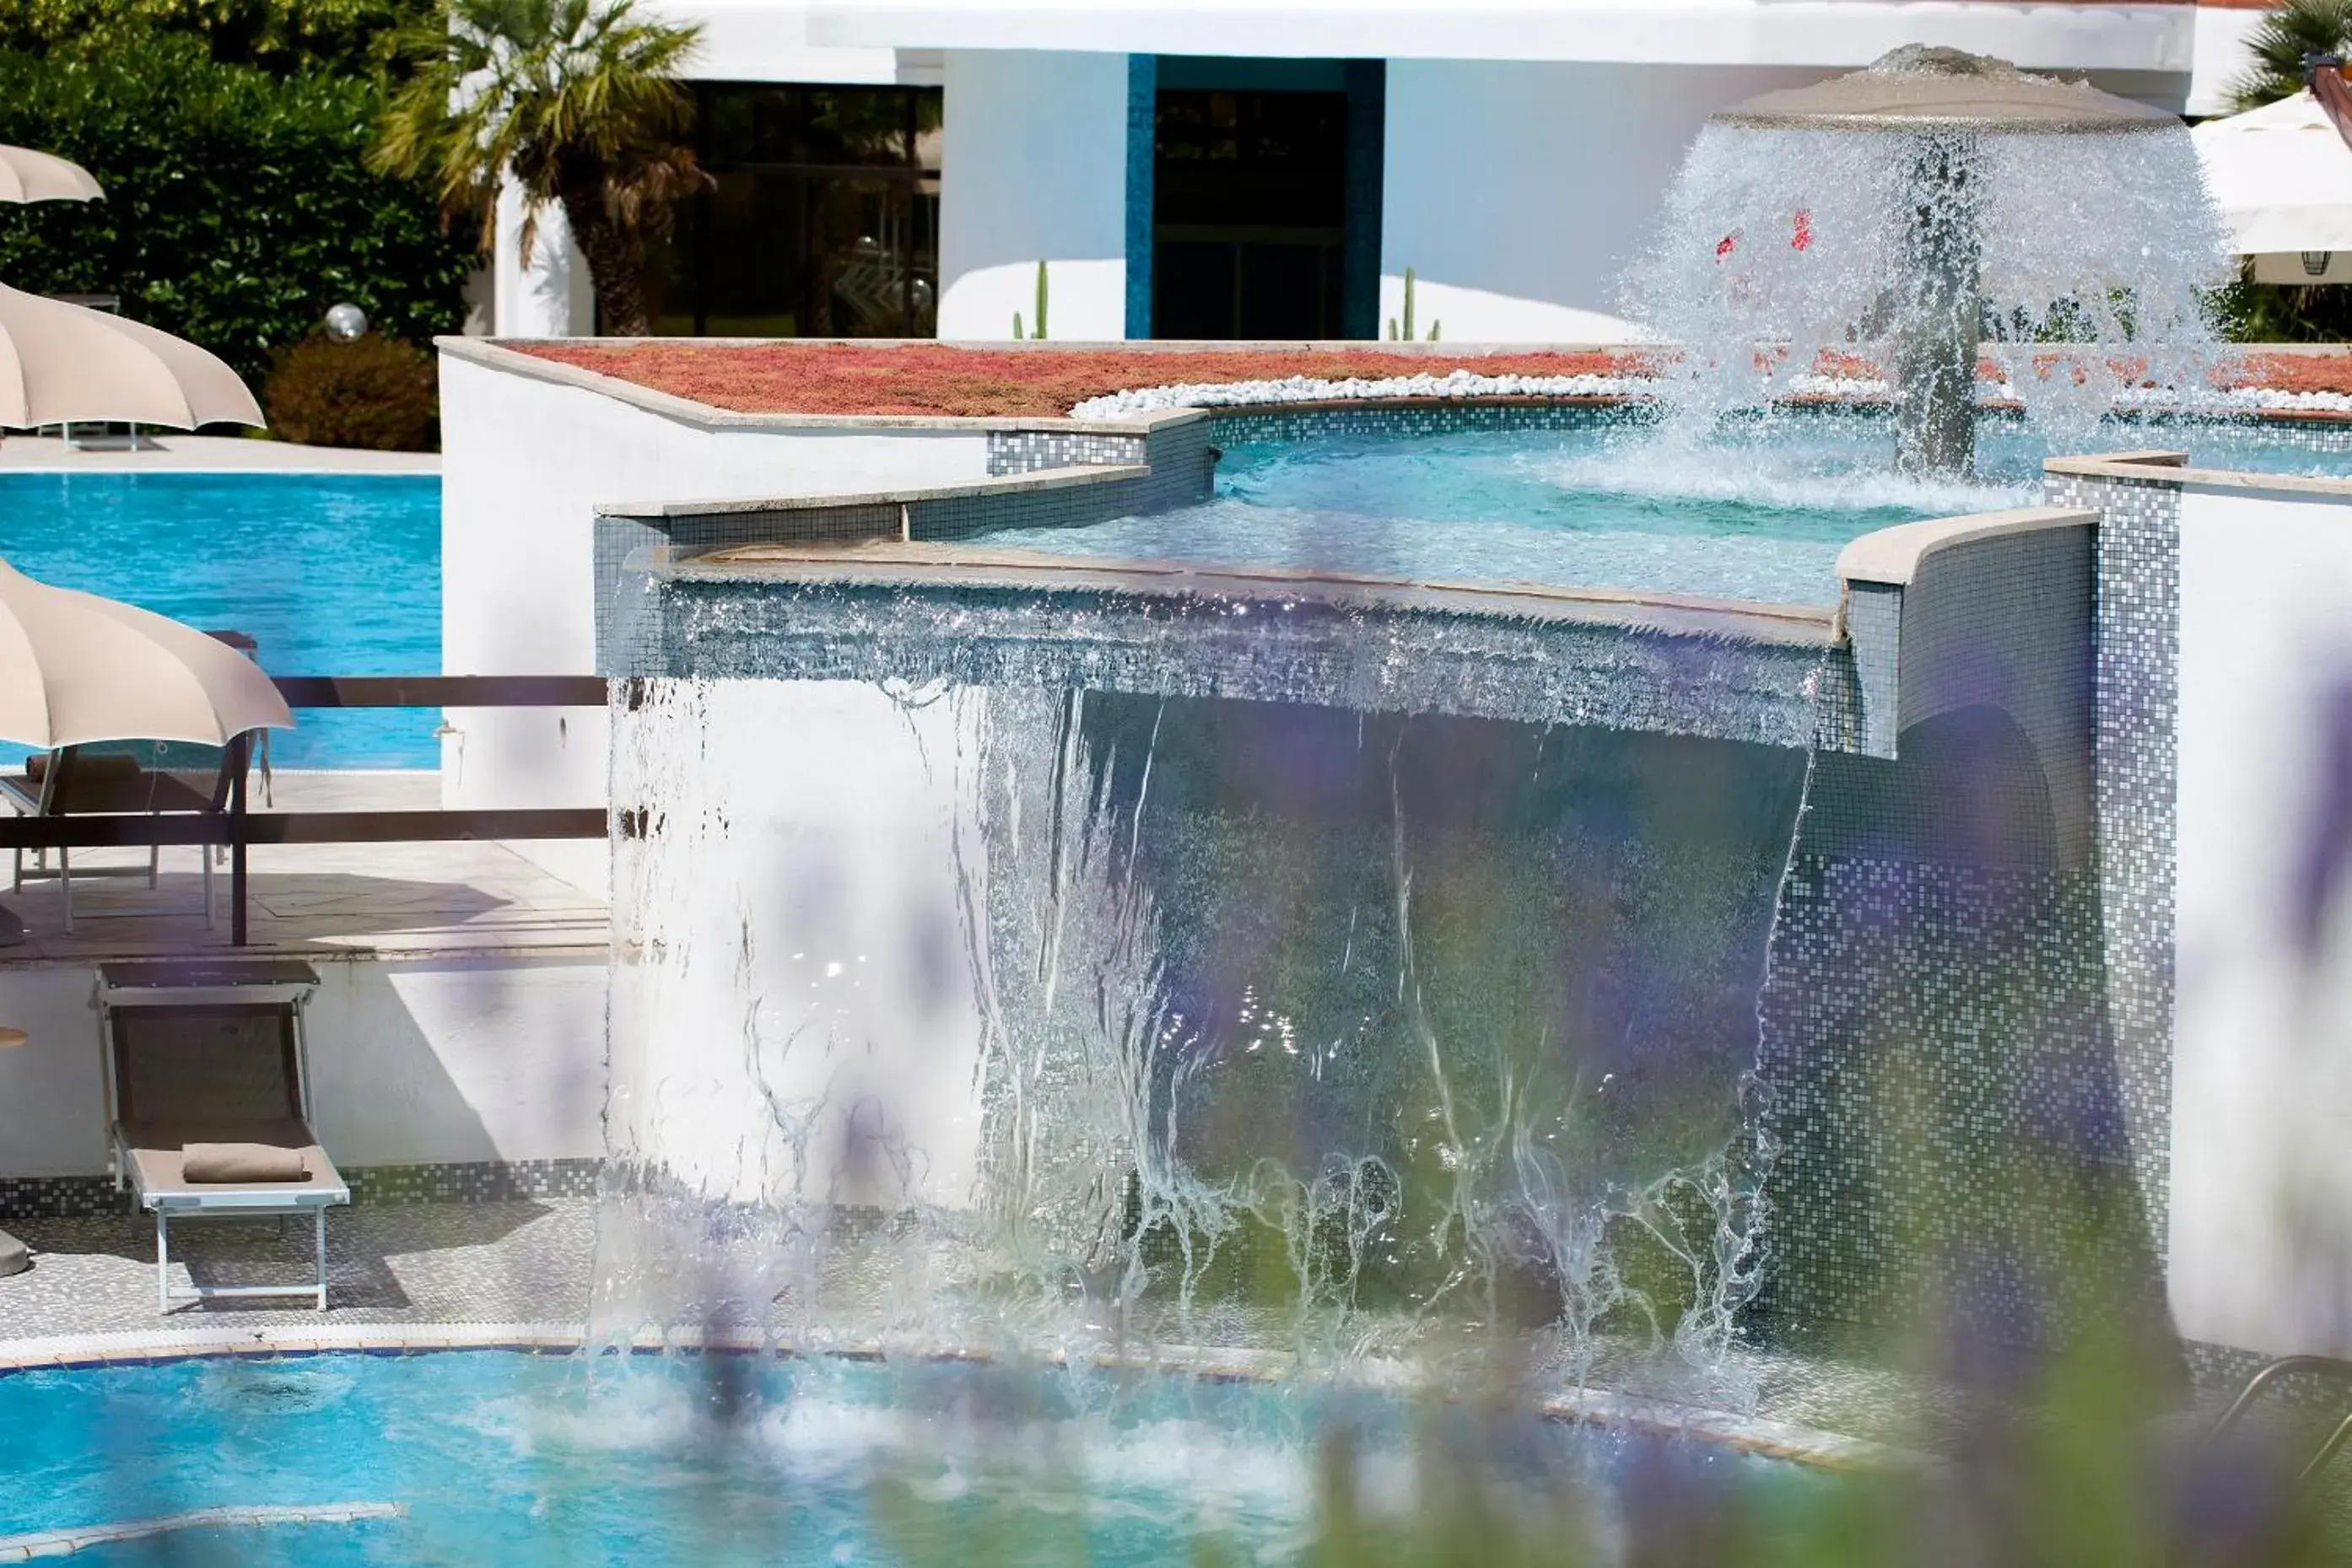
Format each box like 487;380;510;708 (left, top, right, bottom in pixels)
181;1142;306;1183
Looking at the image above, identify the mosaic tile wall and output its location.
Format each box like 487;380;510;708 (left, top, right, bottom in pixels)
0;1159;604;1220
1756;494;2154;1344
1208;401;1641;446
985;428;1147;476
596;502;900;672
615;575;1839;748
2045;468;2181;1253
920;420;1217;540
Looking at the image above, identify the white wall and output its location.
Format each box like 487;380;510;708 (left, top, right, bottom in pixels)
1380;60;1826;342
607;681;990;1210
2187;5;2266;118
437;352;995;888
807;0;2194;76
0;956;607;1177
936;50;1133;341
493;180;593;339
2171;482;2352;1358
648;0;926;84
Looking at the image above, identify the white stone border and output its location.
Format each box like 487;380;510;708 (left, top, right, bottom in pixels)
0;1503;402;1562
1069;370;2352;421
0;1321;1915;1475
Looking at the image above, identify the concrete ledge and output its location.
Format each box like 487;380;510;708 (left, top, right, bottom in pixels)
598;463;1152;522
2047;450;2352;499
677;538;1841;645
1837;505;2103;589
0;1503;402;1560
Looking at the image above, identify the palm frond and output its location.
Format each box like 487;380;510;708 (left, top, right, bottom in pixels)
2226;0;2352;112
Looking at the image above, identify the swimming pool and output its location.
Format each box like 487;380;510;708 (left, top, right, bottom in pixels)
0;472;440;768
975;411;2352;605
0;1350;1810;1564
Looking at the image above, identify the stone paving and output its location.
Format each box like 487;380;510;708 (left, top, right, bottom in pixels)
0;1199;594;1342
0;771;606;963
0;434;438;474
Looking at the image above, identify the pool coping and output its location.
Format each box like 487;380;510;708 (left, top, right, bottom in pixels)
0;1320;1918;1477
665;539;1844;647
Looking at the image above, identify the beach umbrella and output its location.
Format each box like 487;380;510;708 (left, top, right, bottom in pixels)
0;558;292;749
0;145;100;204
2192;91;2352;283
0;283;262;430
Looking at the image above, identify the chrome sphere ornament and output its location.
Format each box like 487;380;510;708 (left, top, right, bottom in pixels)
323;302;369;342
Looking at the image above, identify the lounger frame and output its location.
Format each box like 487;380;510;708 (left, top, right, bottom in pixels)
94;963;348;1312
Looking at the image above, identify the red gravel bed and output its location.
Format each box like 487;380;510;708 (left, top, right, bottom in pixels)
515;342;1646;418
513;339;2352;418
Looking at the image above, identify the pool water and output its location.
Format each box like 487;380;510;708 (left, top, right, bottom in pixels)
0;1351;1810;1565
0;472;440;768
976;412;2352;606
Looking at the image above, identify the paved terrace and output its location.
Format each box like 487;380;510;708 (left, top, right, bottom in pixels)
0;772;606;963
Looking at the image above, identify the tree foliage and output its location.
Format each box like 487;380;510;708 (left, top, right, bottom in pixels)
0;36;473;388
375;0;705;336
2228;0;2352;111
0;0;426;75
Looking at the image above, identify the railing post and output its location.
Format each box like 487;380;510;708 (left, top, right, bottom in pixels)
229;731;249;948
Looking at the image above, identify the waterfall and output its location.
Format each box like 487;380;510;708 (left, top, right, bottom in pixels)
591;665;1814;1402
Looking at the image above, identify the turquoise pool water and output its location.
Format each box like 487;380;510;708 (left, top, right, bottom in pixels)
976;412;2352;606
0;472;440;768
0;1351;1804;1564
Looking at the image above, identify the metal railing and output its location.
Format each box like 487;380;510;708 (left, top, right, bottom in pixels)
0;676;610;946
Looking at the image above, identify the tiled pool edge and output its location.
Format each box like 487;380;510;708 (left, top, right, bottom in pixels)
0;1322;1913;1476
0;1501;404;1562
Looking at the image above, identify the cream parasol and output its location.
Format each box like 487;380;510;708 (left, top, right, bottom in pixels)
0;559;292;749
0;283;263;430
0;144;101;204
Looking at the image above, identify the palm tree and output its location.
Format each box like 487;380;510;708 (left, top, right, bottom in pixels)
2228;0;2352;111
373;0;706;336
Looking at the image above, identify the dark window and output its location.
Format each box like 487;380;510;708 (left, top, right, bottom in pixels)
651;84;942;338
1152;87;1349;340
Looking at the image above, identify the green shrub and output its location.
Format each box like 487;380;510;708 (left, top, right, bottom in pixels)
264;331;434;449
0;35;471;391
0;0;427;74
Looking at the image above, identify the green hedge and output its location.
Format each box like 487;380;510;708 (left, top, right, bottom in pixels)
0;35;471;391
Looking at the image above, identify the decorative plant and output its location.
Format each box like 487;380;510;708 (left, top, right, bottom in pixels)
373;0;708;337
1012;258;1048;341
1385;265;1440;342
2226;0;2352;110
265;331;437;449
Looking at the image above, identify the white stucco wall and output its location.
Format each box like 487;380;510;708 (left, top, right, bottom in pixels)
936;50;1133;341
607;681;990;1210
808;0;2194;75
2171;482;2352;1358
1379;60;1826;342
437;350;995;890
647;0;931;84
493;181;593;339
2187;4;2265;118
0;955;607;1178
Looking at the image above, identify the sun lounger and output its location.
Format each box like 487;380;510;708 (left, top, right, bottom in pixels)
1;741;244;932
95;961;347;1312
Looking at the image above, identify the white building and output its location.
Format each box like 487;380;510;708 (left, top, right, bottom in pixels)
492;0;2268;348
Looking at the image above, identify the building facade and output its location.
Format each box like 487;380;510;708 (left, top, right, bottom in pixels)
490;0;2266;343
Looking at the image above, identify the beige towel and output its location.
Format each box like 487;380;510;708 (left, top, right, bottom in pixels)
181;1142;306;1183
